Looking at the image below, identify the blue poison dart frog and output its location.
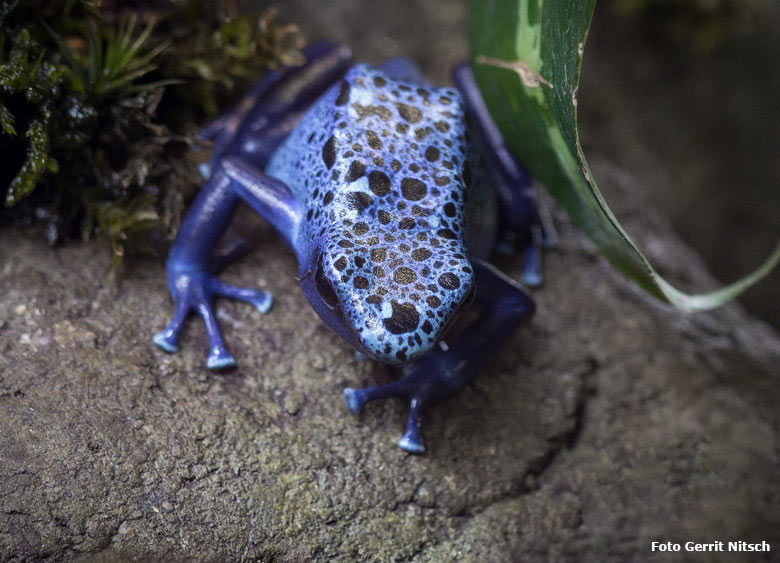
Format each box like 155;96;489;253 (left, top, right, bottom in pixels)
154;42;553;453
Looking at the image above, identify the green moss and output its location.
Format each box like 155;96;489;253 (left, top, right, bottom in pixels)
0;0;304;269
0;28;65;206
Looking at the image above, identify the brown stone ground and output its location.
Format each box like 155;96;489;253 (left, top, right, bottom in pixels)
2;1;780;561
2;158;779;561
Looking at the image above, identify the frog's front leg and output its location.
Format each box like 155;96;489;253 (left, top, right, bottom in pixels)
344;260;535;453
154;157;301;369
453;63;555;287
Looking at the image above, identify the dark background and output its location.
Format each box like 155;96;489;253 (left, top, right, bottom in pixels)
261;0;780;328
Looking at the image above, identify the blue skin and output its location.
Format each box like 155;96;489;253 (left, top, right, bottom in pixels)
154;42;550;453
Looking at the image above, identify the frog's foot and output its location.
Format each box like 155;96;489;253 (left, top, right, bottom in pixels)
344;353;461;454
344;260;535;454
154;270;273;369
499;217;556;288
526;204;560;286
344;379;430;453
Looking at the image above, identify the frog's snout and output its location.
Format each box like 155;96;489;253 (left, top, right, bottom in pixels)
315;225;476;364
355;271;475;364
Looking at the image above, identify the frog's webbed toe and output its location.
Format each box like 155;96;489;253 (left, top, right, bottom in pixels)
154;269;273;370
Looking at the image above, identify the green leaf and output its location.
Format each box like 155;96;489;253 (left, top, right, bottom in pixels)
468;0;780;311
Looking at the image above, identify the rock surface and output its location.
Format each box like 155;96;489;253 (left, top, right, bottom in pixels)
2;0;780;560
2;159;779;561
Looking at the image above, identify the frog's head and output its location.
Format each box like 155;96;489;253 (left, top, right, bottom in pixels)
297;65;477;363
302;222;475;363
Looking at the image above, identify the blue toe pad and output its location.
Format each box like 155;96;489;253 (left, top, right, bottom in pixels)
207;347;236;370
398;432;425;454
253;292;274;314
343;388;366;415
153;332;178;353
521;270;542;288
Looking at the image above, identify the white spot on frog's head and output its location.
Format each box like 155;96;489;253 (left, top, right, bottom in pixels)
352;88;374;107
381;301;392;318
348;176;369;192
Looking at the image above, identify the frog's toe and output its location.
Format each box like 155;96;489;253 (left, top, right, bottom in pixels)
153;331;179;353
211;278;274;315
495;230;542;286
207;345;236;370
343;387;367;414
540;216;558;248
398;431;425;454
343;378;409;415
251;291;274;314
398;397;426;453
231;286;273;314
154;300;190;354
520;259;543;288
519;226;544;288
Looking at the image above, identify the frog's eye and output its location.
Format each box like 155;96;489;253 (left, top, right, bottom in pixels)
315;255;340;309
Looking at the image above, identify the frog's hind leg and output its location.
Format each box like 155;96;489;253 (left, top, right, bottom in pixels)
201;41;352;176
344;260;535;453
453;63;556;287
199;70;281;146
153;299;189;353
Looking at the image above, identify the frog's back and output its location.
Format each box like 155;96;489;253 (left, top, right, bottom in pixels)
265;63;496;257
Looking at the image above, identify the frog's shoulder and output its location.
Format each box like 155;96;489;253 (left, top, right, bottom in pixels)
266;62;470;205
